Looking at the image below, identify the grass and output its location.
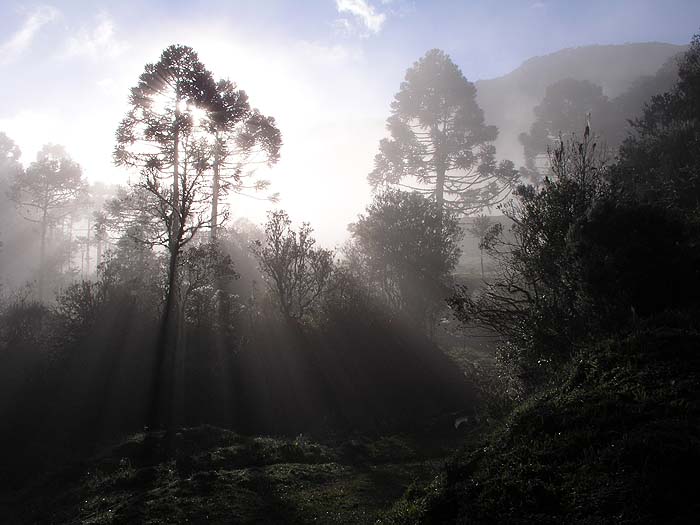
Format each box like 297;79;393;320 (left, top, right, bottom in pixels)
0;425;467;524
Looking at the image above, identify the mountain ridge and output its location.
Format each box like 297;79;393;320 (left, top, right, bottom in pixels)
475;42;686;164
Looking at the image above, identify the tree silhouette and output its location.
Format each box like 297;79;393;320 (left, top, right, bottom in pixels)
207;79;281;240
115;45;219;311
0;133;23;286
10;144;86;300
0;132;21;173
519;78;618;181
114;44;220;435
450;127;610;380
369;49;518;215
618;34;700;212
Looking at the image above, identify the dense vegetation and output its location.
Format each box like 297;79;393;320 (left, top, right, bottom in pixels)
380;34;700;525
1;30;699;525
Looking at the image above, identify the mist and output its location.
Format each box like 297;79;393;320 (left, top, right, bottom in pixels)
1;2;700;523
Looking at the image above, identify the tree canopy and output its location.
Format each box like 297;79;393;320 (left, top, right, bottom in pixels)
349;188;462;331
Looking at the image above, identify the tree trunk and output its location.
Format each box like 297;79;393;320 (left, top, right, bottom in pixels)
149;238;181;443
96;238;102;271
172;103;181;248
435;165;446;213
210;134;220;241
148;99;183;446
480;246;484;279
85;214;90;277
434;126;447;215
39;209;47;302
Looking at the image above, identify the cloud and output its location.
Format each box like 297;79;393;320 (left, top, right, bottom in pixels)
96;77;121;97
63;12;127;60
0;5;59;65
296;41;363;65
531;2;546;8
335;0;386;35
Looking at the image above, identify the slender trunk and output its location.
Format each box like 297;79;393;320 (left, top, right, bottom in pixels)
68;214;73;275
173;298;186;433
434;125;446;215
480;246;484;279
86;214;90;277
149;240;180;438
172;104;181;248
211;133;220;241
39;209;47;302
59;218;64;274
435;164;446;215
148;98;183;445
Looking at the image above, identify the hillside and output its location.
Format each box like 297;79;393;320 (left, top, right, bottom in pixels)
475;42;685;164
381;326;700;524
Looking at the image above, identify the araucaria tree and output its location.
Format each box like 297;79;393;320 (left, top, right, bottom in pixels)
369;49;518;215
114;44;219;329
113;45;222;434
10;144;86;300
113;45;281;433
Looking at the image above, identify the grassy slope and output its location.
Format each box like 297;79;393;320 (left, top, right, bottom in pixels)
381;325;700;524
0;426;475;524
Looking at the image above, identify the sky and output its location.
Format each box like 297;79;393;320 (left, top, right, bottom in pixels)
1;0;699;246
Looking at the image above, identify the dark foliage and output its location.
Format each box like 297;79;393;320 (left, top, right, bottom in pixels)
383;325;700;524
0;227;477;490
617;33;700;213
387;32;700;524
349;189;463;332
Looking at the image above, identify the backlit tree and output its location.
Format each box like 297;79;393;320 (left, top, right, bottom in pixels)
10;144;86;300
369;49;518;215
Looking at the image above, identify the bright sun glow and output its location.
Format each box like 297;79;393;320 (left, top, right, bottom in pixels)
187;103;208;125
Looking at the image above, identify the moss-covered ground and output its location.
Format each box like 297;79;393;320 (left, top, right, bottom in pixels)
0;425;477;524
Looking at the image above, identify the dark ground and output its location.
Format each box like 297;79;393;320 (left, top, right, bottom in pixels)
0;424;483;524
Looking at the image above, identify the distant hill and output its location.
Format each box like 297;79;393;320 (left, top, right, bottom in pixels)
475;42;686;165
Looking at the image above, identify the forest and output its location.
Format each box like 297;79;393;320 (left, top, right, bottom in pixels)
0;4;699;524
